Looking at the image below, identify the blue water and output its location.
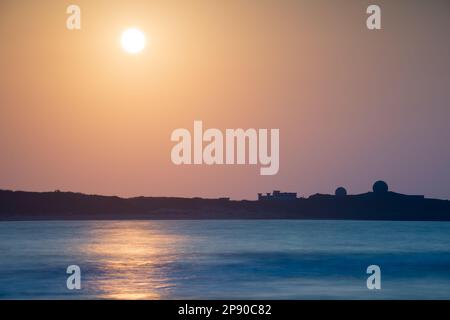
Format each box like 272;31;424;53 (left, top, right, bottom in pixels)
0;220;449;299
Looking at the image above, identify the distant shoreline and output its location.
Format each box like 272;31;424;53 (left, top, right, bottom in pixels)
1;189;450;221
0;217;450;223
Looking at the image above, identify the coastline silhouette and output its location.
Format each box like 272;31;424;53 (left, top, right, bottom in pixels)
0;180;449;221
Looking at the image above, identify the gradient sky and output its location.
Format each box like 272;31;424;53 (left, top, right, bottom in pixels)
1;0;449;200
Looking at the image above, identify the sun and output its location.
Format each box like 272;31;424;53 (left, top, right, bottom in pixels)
121;28;146;54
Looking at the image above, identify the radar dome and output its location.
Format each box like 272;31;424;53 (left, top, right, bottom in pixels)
373;180;388;194
335;187;347;197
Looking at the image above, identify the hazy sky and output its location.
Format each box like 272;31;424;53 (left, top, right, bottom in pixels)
1;0;449;200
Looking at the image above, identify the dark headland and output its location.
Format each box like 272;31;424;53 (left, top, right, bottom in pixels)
0;181;449;221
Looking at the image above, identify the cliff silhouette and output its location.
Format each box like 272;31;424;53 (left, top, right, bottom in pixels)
0;181;449;221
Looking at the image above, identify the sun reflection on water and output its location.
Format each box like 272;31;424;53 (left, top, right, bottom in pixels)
82;222;187;300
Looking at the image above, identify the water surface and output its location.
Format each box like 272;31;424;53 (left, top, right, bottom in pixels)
0;220;449;299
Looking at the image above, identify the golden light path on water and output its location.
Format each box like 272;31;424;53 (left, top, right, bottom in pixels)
81;222;187;299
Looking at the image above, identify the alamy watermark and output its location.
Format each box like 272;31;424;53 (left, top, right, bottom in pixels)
65;4;381;31
366;5;382;30
66;265;81;290
170;121;280;176
366;265;381;290
66;5;81;30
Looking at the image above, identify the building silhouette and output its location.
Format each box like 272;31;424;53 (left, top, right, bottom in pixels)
259;181;425;201
258;190;297;201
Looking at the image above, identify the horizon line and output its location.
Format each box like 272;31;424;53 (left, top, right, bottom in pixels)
1;186;448;202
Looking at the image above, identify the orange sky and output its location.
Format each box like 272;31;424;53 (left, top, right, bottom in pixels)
1;0;450;199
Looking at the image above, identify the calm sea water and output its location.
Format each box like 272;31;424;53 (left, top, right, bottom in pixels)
0;220;449;299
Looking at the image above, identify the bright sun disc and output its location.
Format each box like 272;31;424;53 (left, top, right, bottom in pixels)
121;28;146;54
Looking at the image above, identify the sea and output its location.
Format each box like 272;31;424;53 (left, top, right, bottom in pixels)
0;220;449;299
